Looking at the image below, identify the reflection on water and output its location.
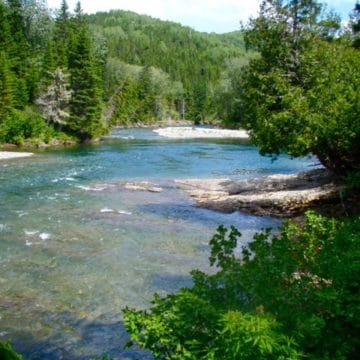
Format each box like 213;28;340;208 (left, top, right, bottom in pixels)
0;128;318;359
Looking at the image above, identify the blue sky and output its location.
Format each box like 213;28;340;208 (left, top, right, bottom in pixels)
46;0;357;33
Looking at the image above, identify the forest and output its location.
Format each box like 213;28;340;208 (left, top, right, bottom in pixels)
1;0;360;359
0;0;252;145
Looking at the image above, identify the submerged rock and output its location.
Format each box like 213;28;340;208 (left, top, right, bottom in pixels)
123;181;163;193
176;169;343;217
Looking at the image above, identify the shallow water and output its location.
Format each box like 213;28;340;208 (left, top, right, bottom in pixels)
0;128;318;359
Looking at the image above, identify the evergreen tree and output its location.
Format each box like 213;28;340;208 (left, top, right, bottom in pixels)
0;1;12;50
53;0;70;68
0;2;14;122
0;51;14;122
137;66;156;121
110;77;139;125
350;1;360;48
68;3;104;140
5;0;29;108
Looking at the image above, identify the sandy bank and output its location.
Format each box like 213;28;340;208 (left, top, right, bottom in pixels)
176;169;343;217
0;151;33;160
153;127;249;139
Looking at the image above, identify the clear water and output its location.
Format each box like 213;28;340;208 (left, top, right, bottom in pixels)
0;128;318;359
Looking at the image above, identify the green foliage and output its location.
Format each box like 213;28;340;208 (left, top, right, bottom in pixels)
108;65;184;125
0;107;48;144
124;212;360;359
68;11;105;140
237;0;360;176
0;341;23;360
346;171;360;193
88;10;251;121
0;51;14;120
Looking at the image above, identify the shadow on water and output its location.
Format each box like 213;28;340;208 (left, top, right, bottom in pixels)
12;313;153;360
149;273;193;293
136;201;280;230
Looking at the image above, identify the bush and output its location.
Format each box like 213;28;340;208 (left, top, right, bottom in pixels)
0;341;22;360
0;108;47;144
124;213;360;359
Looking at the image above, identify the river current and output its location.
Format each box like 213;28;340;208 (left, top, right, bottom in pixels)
0;128;318;359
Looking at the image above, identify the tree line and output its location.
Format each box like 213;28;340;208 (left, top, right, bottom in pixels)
0;0;105;143
0;0;252;144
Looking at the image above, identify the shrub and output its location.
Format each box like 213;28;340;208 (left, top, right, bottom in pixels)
0;341;22;360
124;212;360;359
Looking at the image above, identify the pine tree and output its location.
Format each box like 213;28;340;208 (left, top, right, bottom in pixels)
68;3;104;140
0;51;14;122
350;1;360;48
5;0;29;108
137;66;156;121
53;0;71;68
110;77;139;124
0;2;14;122
0;1;12;50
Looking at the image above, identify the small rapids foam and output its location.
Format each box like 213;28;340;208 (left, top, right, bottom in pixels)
24;230;39;236
100;208;114;213
39;233;51;240
76;185;107;192
100;208;132;215
118;210;132;215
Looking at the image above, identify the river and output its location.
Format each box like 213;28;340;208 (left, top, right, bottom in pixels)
0;128;317;359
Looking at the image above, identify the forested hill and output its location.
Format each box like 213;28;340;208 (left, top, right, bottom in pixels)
88;10;250;124
0;0;251;145
89;10;247;80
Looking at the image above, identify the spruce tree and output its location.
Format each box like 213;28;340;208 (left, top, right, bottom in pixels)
53;0;70;68
0;51;14;122
110;77;139;124
68;2;104;140
0;1;12;51
0;2;14;122
137;66;156;121
5;0;29;108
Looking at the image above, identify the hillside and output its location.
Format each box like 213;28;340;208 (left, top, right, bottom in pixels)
88;10;251;123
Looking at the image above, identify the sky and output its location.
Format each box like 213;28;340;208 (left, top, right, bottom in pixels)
46;0;357;33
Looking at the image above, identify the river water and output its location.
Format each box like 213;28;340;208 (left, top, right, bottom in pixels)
0;128;318;359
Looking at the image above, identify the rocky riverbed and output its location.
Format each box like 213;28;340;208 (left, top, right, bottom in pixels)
176;169;343;217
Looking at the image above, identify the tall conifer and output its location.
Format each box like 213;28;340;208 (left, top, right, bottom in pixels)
68;2;104;140
53;0;70;68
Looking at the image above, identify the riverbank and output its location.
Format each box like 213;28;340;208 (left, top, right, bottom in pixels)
0;151;33;160
176;169;344;217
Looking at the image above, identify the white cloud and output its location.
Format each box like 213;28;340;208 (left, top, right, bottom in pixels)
46;0;356;33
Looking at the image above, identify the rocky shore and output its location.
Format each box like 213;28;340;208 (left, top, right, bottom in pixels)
176;169;343;217
0;151;33;160
153;126;249;139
